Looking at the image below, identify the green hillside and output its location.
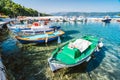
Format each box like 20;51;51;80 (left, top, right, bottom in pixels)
0;0;50;17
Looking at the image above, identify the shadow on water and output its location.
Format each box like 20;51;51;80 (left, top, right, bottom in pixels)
31;35;74;47
86;46;107;72
65;30;80;35
1;36;50;80
64;46;107;75
102;22;110;27
59;30;80;42
2;43;50;80
0;24;10;41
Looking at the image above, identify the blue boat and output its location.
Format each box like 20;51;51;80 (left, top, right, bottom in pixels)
8;22;61;34
102;19;111;23
18;26;61;34
102;16;111;23
15;30;65;44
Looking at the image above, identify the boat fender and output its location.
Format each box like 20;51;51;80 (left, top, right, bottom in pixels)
57;36;61;43
45;34;48;43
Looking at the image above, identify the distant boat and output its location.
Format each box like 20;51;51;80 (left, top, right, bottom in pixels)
48;36;103;72
69;16;76;22
76;16;84;22
117;20;120;22
102;16;111;23
15;30;65;44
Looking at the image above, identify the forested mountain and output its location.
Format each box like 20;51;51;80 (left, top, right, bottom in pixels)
0;0;50;17
51;12;120;17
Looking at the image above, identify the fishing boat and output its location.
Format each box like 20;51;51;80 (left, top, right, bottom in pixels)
7;20;30;31
8;21;61;34
48;36;103;72
102;16;111;23
69;16;76;22
15;30;65;44
76;16;84;22
21;26;61;34
117;20;120;22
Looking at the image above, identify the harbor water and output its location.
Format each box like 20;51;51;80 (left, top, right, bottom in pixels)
1;21;120;80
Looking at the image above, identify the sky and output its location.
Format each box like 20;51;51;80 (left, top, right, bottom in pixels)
13;0;120;13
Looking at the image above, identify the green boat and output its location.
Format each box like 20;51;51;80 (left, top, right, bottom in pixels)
48;36;103;72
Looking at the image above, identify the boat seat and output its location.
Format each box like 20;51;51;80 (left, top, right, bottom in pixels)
72;39;92;53
62;45;81;59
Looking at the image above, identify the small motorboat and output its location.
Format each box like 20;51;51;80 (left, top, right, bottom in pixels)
20;25;61;34
76;16;84;22
8;21;61;34
102;16;111;23
15;30;65;44
117;20;120;22
48;36;103;72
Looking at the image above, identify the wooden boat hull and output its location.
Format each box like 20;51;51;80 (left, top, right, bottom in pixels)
11;26;61;34
16;36;58;44
117;20;120;22
15;30;65;44
48;36;102;71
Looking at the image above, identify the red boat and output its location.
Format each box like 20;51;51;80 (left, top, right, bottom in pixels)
117;20;120;22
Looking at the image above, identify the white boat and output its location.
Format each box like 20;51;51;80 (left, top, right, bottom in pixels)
8;21;61;35
102;16;111;23
69;16;76;22
76;16;84;22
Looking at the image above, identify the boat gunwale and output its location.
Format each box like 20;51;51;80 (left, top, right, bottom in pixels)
15;30;65;41
50;36;99;65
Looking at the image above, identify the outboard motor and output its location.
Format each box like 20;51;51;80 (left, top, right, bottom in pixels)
96;38;104;52
98;38;103;48
98;41;103;48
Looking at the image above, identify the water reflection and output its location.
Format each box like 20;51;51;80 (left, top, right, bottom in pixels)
1;37;21;55
102;22;110;27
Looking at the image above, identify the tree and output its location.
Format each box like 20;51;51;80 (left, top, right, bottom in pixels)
0;0;49;17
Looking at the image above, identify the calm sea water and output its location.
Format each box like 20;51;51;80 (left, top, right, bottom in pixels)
51;21;120;79
1;21;120;80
